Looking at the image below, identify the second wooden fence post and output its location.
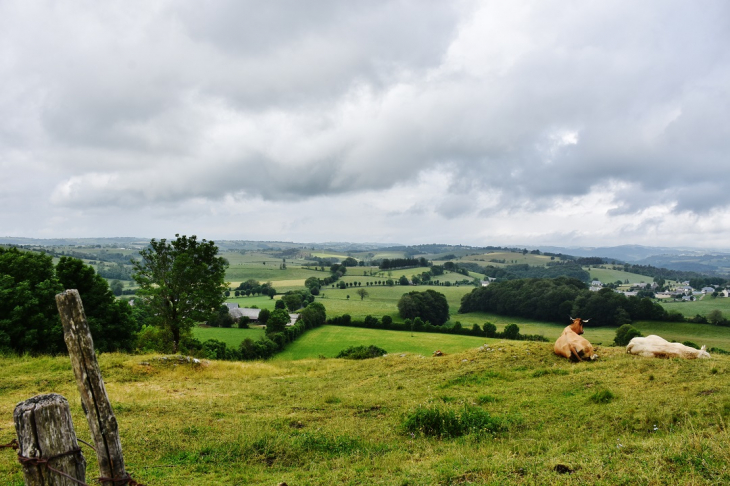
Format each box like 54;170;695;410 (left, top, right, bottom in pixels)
56;289;128;486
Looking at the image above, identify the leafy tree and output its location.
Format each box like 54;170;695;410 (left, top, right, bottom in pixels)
483;322;497;338
110;280;124;296
614;324;642;346
299;301;326;329
238;279;260;292
0;247;64;354
397;289;450;326
258;308;271;324
283;293;303;311
399;275;409;286
708;309;724;326
275;299;287;310
56;257;137;352
266;308;290;335
132;234;228;353
304;276;321;295
342;257;359;267
503;323;520;340
356;288;369;300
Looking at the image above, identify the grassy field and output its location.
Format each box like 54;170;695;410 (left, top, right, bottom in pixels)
2;346;729;485
315;285;474;322
588;266;655;285
273;326;490;360
193;327;266;348
659;295;730;317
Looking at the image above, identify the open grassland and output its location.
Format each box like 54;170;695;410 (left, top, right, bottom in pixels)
224;265;321;286
273;326;490;360
315;285;474;321
588;266;656;285
460;251;553;266
224;295;278;310
193;327;266;348
659;295;730;317
2;347;730;485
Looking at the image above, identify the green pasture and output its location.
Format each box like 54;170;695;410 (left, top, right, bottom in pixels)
193;327;265;348
315;285;474;321
274;325;491;360
223;295;277;310
459;251;553;267
224;265;321;285
659;295;730;317
4;345;729;484
588;266;655;285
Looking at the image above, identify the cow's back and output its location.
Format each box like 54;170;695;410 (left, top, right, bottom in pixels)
554;327;595;361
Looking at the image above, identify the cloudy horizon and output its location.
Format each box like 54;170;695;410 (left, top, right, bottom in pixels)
2;1;730;249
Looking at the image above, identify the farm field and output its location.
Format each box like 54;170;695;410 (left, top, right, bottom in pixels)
314;285;475;321
659;295;730;317
2;346;729;485
273;325;490;360
588;266;655;285
193;327;265;348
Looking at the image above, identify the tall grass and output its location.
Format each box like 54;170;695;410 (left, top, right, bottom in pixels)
2;345;729;484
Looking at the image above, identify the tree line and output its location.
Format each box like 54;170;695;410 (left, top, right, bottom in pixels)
379;257;429;270
0;247;139;354
459;277;685;327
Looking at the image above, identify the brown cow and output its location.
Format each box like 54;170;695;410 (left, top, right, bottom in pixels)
554;317;597;362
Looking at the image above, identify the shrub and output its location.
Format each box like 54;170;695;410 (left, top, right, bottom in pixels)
614;324;642;346
336;345;387;360
483;322;497;338
502;323;520;340
590;389;615;404
682;341;700;349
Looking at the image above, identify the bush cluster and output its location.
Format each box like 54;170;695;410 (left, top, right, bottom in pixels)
335;345;388;359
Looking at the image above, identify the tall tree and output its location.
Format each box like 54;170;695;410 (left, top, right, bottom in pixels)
397;289;450;326
56;257;138;352
0;247;64;353
132;235;228;352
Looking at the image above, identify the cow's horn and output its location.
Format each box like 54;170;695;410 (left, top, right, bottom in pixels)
583;319;590;323
569;315;574;321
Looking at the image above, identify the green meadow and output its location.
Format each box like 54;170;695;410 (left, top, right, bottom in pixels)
588;266;656;285
659;295;730;317
3;344;729;485
193;327;265;348
273;325;490;360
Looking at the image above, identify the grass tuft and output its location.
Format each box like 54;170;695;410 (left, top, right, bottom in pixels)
401;404;511;439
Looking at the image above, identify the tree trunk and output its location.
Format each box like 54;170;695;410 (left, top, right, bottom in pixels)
14;393;86;486
56;289;127;486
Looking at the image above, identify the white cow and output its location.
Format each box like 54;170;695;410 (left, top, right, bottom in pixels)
626;335;710;359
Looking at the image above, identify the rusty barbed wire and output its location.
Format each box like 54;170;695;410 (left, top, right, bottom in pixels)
9;443;146;486
1;438;19;450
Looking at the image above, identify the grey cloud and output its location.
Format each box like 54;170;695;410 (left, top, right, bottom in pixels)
3;0;730;242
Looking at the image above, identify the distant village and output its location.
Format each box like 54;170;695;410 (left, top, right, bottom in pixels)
479;278;730;302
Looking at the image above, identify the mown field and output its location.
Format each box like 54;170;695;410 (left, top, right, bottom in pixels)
193;327;266;348
273;326;490;360
659;295;730;317
588;266;655;285
2;344;729;485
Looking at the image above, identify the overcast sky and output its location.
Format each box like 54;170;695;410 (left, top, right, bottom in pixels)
2;1;729;248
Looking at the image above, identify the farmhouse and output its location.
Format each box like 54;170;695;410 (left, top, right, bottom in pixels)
227;306;300;326
701;286;716;294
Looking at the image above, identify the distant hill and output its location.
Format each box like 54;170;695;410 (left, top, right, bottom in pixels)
535;244;730;275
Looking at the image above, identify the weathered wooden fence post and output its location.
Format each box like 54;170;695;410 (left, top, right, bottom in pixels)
56;289;128;486
13;393;86;486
